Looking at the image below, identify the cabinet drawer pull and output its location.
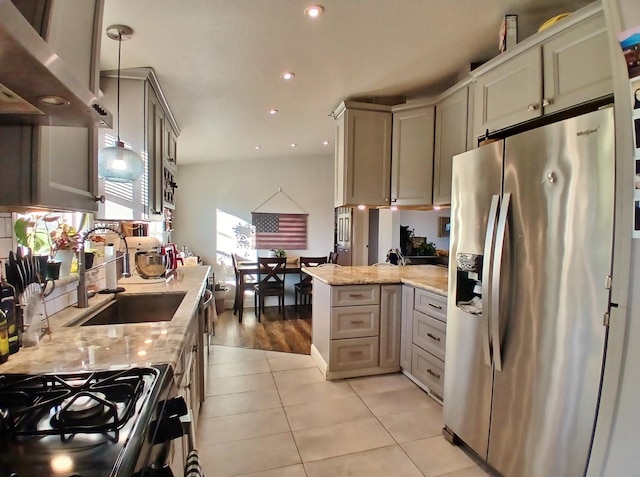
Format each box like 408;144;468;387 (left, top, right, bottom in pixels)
427;332;441;342
348;350;363;356
428;302;442;310
527;103;539;111
348;293;365;298
427;368;441;379
350;320;365;324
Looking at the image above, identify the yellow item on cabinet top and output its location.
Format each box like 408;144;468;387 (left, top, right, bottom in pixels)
538;13;571;32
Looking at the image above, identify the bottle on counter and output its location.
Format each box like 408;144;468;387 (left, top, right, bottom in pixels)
0;309;9;363
0;262;19;354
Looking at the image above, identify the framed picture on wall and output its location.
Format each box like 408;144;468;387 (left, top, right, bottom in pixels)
438;217;451;237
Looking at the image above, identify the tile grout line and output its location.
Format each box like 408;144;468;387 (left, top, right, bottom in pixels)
270;364;310;477
345;377;429;477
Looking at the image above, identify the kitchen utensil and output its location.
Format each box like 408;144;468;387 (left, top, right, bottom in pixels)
135;250;167;279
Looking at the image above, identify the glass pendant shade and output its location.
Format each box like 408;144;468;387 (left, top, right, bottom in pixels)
98;140;144;183
99;25;143;183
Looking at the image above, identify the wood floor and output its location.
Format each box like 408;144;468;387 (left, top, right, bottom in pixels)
211;304;312;355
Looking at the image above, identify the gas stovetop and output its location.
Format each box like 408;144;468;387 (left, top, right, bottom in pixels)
0;366;171;477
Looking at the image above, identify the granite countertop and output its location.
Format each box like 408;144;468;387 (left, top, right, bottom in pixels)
0;266;210;374
303;265;448;296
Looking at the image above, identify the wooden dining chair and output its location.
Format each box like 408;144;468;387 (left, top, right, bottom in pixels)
253;257;287;322
232;254;258;322
295;256;327;309
328;251;339;264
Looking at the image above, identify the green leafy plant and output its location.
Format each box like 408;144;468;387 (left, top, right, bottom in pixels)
274;249;286;258
14;214;58;255
419;241;437;256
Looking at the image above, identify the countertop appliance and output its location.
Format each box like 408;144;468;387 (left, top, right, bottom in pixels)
444;108;614;477
0;365;187;476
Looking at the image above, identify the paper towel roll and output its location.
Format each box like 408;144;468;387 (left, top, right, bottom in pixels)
105;244;117;290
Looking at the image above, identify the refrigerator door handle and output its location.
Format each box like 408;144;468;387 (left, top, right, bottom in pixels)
491;192;511;372
481;194;500;368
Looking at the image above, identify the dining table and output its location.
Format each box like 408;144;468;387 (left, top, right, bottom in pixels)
235;260;301;322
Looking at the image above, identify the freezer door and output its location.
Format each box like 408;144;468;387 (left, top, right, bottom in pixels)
487;108;614;477
444;140;502;458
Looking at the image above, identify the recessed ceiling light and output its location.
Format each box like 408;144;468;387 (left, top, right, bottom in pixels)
290;143;297;147
269;109;278;115
281;72;295;80
304;5;324;18
255;146;261;150
322;140;330;146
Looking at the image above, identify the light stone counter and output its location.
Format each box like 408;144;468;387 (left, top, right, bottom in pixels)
0;266;210;374
303;265;448;296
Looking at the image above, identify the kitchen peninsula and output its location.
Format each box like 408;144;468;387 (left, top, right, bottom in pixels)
305;265;448;393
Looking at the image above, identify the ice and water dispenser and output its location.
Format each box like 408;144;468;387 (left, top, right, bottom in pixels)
455;253;483;315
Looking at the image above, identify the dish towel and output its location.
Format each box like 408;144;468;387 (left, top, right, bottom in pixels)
184;449;203;476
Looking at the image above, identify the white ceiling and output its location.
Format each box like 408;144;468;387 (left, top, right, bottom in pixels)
100;0;592;165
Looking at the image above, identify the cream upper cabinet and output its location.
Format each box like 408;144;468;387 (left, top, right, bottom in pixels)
473;7;611;140
97;68;179;221
541;12;611;115
334;102;392;207
473;48;542;139
0;0;104;212
433;86;470;205
390;106;435;206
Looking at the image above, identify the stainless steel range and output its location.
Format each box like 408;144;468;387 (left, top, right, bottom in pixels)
0;365;186;477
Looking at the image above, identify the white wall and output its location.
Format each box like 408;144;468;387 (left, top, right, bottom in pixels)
173;154;334;305
400;209;451;251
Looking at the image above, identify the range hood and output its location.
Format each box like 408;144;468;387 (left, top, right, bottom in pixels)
0;0;112;128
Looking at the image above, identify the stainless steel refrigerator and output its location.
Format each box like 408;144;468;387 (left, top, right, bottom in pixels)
444;107;615;477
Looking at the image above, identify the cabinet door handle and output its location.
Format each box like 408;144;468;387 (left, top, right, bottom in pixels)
391;198;397;203
348;293;364;298
428;303;442;310
350;320;365;324
427;332;441;342
427;368;441;379
94;195;105;203
527;103;539;111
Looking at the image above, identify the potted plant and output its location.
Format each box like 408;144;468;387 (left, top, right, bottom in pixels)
14;214;58;256
274;249;286;258
49;221;81;277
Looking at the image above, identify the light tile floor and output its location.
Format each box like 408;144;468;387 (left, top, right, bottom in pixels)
197;345;493;477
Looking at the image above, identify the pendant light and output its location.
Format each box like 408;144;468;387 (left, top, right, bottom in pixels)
98;25;144;183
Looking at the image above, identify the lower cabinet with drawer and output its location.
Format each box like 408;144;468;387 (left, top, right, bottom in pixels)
401;286;448;402
311;282;401;379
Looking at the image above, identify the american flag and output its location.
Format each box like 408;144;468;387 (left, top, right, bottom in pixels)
252;213;307;250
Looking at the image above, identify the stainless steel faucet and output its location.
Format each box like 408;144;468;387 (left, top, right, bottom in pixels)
76;226;132;308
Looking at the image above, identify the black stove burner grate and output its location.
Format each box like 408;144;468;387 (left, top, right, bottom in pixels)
0;367;158;438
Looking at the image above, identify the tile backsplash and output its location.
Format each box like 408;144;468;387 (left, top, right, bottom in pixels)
0;212;14;263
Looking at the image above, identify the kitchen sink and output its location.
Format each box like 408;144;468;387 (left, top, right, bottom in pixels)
68;292;187;326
